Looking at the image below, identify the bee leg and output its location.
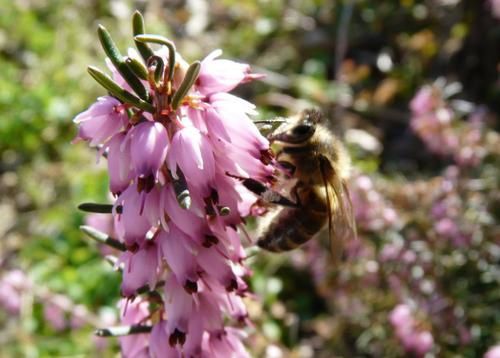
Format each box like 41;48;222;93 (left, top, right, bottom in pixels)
226;173;299;208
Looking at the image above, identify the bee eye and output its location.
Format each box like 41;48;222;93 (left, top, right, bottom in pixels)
291;123;314;140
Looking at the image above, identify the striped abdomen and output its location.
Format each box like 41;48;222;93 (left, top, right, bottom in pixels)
257;188;328;252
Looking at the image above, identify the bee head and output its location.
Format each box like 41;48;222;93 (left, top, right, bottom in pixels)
270;109;323;144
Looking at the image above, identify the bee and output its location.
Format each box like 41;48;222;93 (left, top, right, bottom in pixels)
251;109;356;260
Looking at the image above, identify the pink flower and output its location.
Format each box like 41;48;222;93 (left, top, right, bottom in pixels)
389;304;413;327
485;344;500;358
150;321;180;358
129;121;169;180
206;328;249;358
73;96;128;146
410;86;435;116
118;299;150;358
164;276;193;346
198;49;253;95
350;174;398;232
158;224;198;289
119;242;159;297
107;132;133;195
75;25;271;356
412;331;434;356
114;186;154;247
389;304;433;357
43;302;67;331
167;124;216;195
0;270;31;315
489;0;500;19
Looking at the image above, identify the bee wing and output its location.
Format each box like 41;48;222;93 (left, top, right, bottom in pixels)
318;156;357;263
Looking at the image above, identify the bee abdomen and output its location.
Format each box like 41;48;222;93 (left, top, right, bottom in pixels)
257;207;326;252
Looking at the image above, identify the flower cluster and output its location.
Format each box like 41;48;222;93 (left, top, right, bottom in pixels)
409;84;487;167
389;304;434;357
490;0;500;19
0;268;104;334
349;174;398;232
0;269;30;315
74;12;275;357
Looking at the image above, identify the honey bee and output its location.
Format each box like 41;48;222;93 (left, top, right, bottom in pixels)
253;109;356;260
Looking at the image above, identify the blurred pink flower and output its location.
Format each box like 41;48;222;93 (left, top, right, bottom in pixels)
410;86;435;116
485;344;500;358
0;269;31;315
489;0;500;19
389;304;433;357
350;174;399;232
410;85;486;167
43;302;67;331
389;304;413;327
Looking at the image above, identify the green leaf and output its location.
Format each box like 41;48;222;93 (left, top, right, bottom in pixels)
97;25;150;101
95;325;152;337
132;11;155;62
171;61;201;110
134;34;176;81
125;57;148;80
80;225;126;251
77;202;123;214
87;66;155;112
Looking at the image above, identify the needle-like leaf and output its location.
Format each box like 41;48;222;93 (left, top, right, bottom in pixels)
134;34;176;82
97;25;150;101
95;325;152;337
125;57;148;80
87;66;155;112
171;61;201;110
78;202;123;214
132;11;154;62
80;225;126;251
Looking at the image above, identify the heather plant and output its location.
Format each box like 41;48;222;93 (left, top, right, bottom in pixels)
1;1;499;357
73;11;276;357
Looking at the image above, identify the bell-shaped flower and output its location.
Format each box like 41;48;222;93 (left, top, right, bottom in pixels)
209;93;266;153
106;132;133;195
164;276;193;347
197;247;237;292
197;49;251;95
160;185;206;238
73;96;128;146
150;321;181;358
167;125;216;195
119;242;159;297
206;328;249;358
114;186;153;247
158;224;198;291
182;310;205;357
195;290;224;332
129;121;169;180
205;107;231;143
118;298;150;358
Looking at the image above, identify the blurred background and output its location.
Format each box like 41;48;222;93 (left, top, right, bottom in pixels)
0;0;499;357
